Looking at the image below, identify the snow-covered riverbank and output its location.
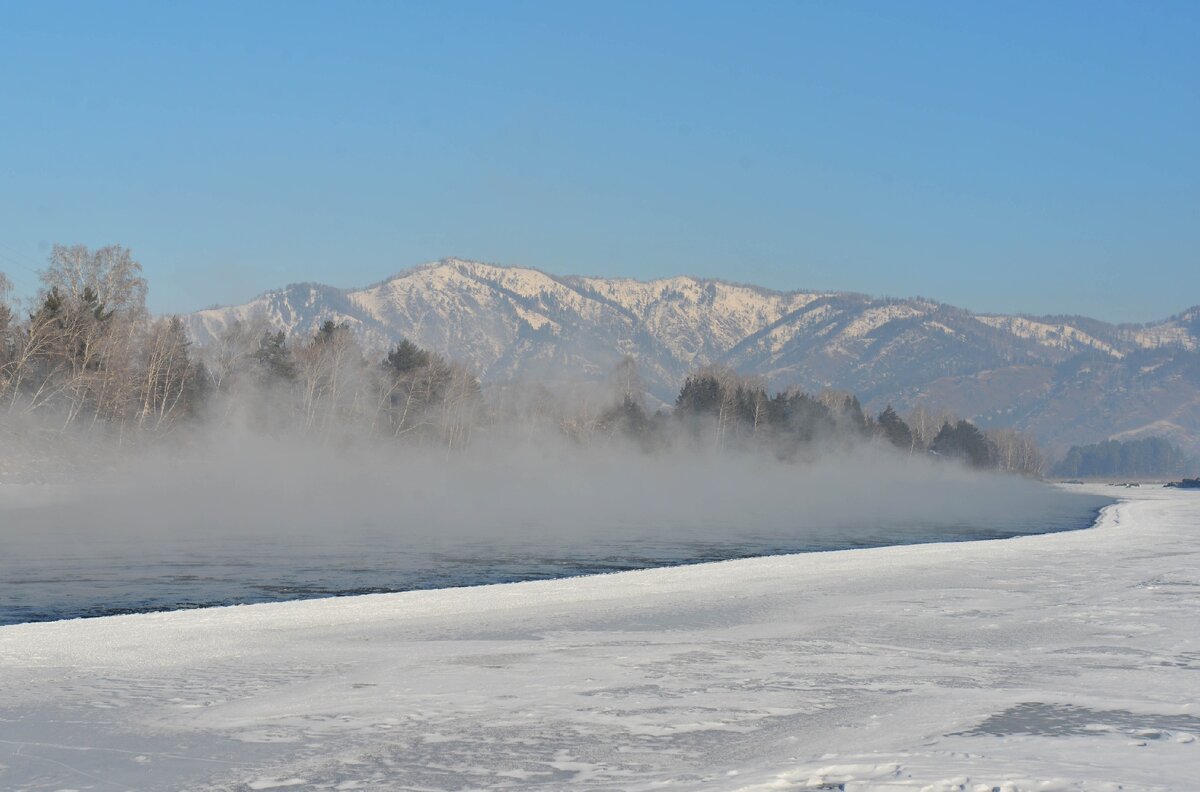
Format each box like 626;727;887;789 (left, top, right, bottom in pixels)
2;486;1198;790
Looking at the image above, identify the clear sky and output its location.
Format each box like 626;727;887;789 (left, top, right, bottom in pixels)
0;1;1196;322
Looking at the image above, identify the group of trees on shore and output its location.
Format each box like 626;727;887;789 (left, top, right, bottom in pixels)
2;245;1042;475
0;246;197;434
0;246;482;448
1052;437;1195;479
635;368;1043;474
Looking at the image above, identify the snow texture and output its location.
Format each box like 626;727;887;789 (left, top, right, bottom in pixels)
1;486;1198;790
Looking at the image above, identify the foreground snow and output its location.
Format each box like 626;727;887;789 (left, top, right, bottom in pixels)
1;487;1198;791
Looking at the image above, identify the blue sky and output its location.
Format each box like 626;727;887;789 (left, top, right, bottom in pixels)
0;1;1196;321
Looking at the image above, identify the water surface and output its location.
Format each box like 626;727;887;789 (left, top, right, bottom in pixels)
0;482;1109;625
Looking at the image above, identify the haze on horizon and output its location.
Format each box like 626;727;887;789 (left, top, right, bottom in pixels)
1;1;1196;323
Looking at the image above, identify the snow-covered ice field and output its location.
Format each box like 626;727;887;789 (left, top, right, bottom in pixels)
1;485;1197;791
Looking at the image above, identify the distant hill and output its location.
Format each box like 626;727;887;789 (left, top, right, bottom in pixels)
186;258;1200;456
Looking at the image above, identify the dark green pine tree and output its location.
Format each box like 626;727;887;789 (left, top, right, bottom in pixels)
845;395;871;435
254;330;296;382
931;419;995;468
34;286;65;321
877;405;913;450
384;339;433;374
314;319;350;344
675;374;722;415
598;394;651;439
80;286;112;321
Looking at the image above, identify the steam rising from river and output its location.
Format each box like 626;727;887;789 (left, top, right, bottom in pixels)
0;403;1112;625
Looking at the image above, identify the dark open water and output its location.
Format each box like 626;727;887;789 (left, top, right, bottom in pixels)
0;485;1111;626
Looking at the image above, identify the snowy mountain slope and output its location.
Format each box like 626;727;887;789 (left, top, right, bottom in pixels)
185;258;1200;453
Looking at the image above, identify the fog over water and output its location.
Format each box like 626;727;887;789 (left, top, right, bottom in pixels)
0;432;1110;625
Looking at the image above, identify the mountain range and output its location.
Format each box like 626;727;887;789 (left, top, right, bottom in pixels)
186;258;1200;456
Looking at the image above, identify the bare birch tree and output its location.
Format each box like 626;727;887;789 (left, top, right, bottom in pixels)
136;316;198;432
40;245;147;318
986;427;1045;477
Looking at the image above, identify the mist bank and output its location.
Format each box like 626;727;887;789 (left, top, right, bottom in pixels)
3;433;1099;544
0;432;1110;625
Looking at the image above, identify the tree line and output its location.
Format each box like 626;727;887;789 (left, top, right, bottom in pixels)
631;367;1041;474
1;244;1042;474
1052;436;1195;479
